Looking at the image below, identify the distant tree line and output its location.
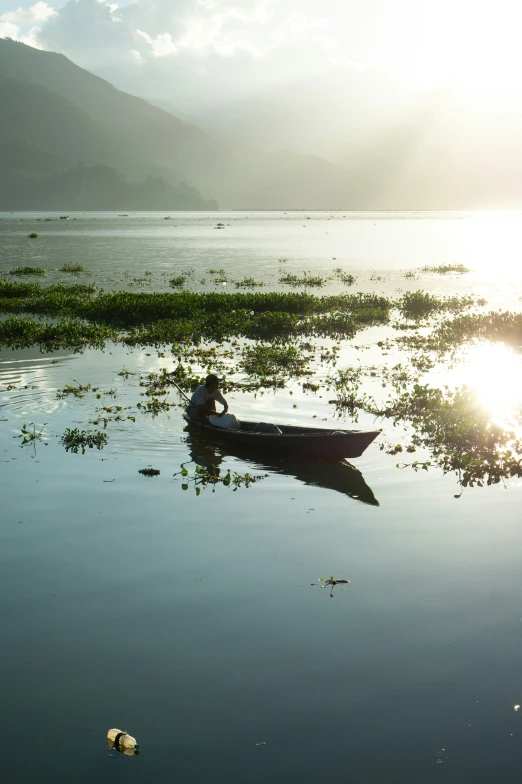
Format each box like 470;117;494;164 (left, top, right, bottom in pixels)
0;162;218;210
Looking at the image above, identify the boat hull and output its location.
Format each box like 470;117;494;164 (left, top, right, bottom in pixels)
183;415;379;459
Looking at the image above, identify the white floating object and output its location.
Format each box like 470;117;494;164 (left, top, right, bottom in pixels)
107;728;139;750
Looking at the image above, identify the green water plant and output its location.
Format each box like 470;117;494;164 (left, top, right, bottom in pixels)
398;291;480;320
334;269;356;285
0;280;483;352
138;468;160;476
327;366;373;421
174;464;267;493
60;264;85;273
60;428;108;454
279;272;326;287
310;576;350;597
57;380;93;398
372;383;522;491
241;343;310;379
422;264;470;274
235;277;265;288
137;398;171;413
17;422;47;446
9;266;45;275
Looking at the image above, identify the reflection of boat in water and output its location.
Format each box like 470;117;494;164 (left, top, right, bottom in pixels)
184;431;379;506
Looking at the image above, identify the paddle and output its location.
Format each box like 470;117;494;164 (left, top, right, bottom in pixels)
169;375;192;405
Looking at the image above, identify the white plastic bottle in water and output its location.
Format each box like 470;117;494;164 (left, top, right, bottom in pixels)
107;728;139;751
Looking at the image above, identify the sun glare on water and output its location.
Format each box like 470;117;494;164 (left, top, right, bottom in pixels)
464;212;522;280
436;343;522;432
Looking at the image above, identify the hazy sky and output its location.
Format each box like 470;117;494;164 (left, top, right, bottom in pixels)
1;0;522;111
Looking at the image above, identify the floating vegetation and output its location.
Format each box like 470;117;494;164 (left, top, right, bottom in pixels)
169;276;186;287
118;367;135;379
372;384;522;492
174;464;267;493
9;266;45;275
28;232;39;239
60;428;108;454
241;344;310;379
139;368;171;395
17;422;47;446
279;272;325;287
57;380;93;398
327;367;372;421
209;268;228;283
138;468;160;476
422;264;470;274
0;280;484;353
310;576;350;597
0;317;113;352
398;291;481;320
235;277;265;288
398;312;522;367
60;264;85;273
334;269;356;285
137;398;171;414
0;285;395;348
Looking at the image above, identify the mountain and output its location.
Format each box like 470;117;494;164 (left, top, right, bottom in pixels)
0;38;218;210
0;37;367;209
0;38;223;181
3;37;522;208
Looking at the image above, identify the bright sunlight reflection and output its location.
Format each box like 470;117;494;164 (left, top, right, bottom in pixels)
466;212;522;280
433;343;522;431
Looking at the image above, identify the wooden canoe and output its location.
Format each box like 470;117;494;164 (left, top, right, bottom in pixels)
182;414;379;459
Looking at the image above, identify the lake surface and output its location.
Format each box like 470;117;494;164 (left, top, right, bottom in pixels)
1;212;522;782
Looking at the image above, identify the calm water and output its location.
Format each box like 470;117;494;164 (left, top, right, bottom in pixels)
1;213;522;782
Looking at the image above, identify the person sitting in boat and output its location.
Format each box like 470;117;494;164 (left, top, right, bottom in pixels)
187;374;228;422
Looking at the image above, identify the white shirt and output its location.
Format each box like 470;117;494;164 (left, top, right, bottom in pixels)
190;385;226;409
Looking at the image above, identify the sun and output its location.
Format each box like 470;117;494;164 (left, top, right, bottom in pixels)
437;342;522;432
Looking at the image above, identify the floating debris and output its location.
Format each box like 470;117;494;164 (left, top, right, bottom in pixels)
107;728;139;753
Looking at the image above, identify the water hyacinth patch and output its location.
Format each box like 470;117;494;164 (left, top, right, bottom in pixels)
59;428;108;454
9;266;45;275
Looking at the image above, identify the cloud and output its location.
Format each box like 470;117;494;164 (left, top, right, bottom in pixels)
0;1;57;46
134;28;178;58
0;0;348;107
0;0;340;66
0;1;57;23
